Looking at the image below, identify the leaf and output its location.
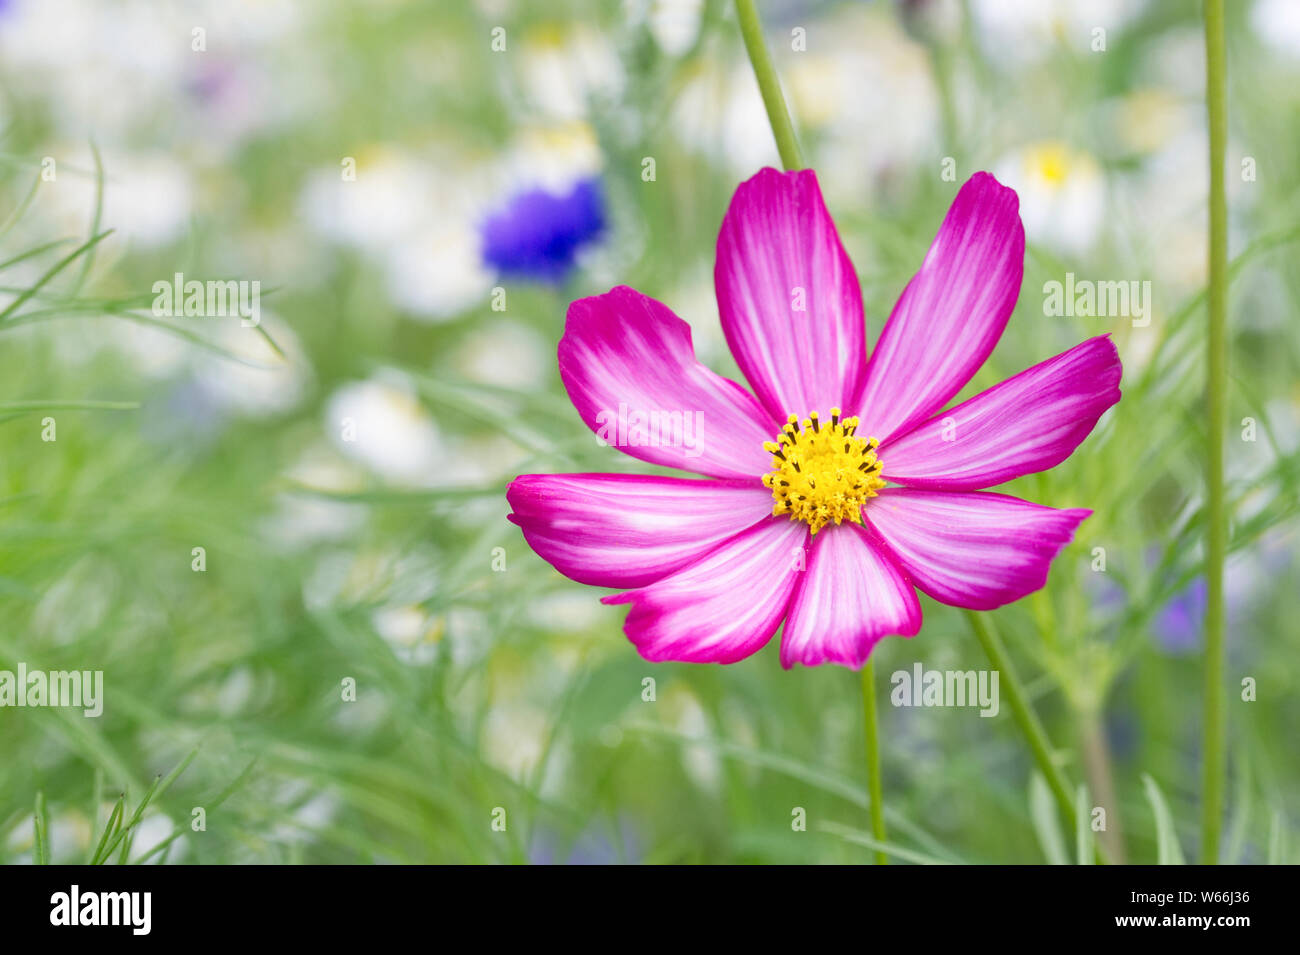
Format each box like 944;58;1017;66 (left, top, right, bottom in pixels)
0;238;77;272
93;746;198;864
89;796;124;865
67;142;105;297
626;722;965;863
1029;772;1068;865
0;400;139;413
1268;810;1288;865
1224;751;1253;864
0;171;41;240
1075;784;1093;865
86;768;105;865
1142;774;1186;865
0;229;114;322
817;822;952;866
33;791;49;865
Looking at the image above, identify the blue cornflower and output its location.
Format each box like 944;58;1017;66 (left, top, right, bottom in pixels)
480;177;605;283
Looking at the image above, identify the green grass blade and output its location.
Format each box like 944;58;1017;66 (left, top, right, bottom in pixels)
0;238;77;272
1075;785;1093;865
0;171;41;239
33;791;49;865
1029;772;1068;865
68;142;105;297
85;768;105;864
0;229;114;322
1224;753;1253;864
818;822;952;866
90;796;124;865
1268;810;1287;864
96;747;198;864
1142;774;1187;865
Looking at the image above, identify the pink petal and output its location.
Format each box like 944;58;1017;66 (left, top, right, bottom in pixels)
560;286;776;480
715;168;867;422
879;335;1121;490
780;522;921;669
507;473;774;589
850;172;1025;442
602;517;807;664
865;488;1090;611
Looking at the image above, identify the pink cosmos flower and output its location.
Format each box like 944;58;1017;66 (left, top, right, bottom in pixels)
507;169;1121;669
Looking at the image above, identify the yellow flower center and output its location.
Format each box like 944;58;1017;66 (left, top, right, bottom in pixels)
761;408;885;535
1026;142;1071;187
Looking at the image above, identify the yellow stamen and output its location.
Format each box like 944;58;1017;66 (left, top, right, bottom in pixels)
761;407;885;535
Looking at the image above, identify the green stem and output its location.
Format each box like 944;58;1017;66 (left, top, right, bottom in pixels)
965;610;1106;863
1080;713;1126;864
734;0;804;171
860;662;888;864
734;0;892;862
1201;0;1228;865
731;0;890;862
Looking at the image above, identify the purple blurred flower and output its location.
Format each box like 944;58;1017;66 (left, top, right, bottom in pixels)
481;177;605;283
1085;570;1127;614
142;377;230;448
186;60;238;103
1153;577;1207;654
529;817;639;865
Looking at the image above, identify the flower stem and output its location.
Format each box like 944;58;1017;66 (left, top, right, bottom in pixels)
733;0;804;171
1080;714;1126;863
1201;0;1229;865
965;610;1106;862
860;661;888;864
733;0;892;863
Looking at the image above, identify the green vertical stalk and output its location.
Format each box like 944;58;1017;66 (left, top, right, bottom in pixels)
734;0;890;861
1080;714;1126;863
734;0;804;171
860;662;889;864
966;612;1074;826
1201;0;1228;865
966;611;1107;863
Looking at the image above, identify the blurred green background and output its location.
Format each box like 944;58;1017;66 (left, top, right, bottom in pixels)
0;0;1296;864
